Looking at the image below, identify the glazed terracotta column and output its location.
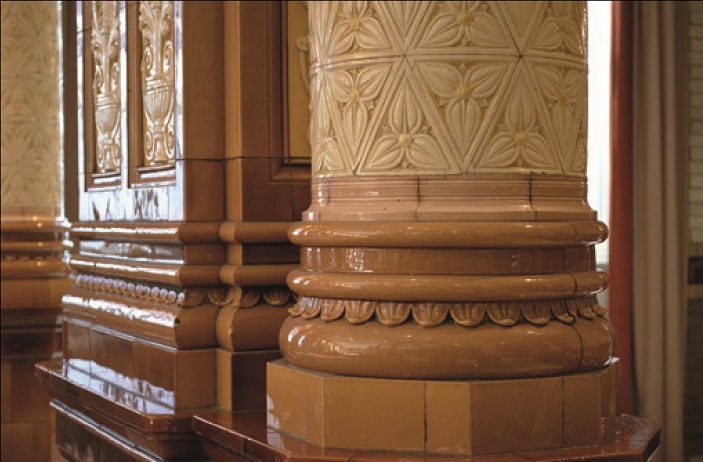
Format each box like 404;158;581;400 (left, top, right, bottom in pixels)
269;1;617;455
1;2;69;460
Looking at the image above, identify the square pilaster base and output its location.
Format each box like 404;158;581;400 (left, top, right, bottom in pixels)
266;359;620;456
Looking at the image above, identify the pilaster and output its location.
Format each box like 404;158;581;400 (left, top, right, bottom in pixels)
1;2;70;461
36;2;226;460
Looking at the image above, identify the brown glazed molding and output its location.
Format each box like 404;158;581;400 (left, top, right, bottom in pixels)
70;222;221;244
284;210;610;379
192;411;659;461
280;316;614;379
288;271;608;302
289;296;606;327
305;175;597;222
1;219;71;278
290;220;608;248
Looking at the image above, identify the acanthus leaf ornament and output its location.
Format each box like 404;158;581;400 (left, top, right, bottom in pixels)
288;297;607;327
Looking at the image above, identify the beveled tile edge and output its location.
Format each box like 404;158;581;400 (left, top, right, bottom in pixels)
265;360;625;456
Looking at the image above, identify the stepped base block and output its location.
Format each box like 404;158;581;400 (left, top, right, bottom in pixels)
36;360;206;460
193;410;660;461
267;360;622;456
63;320;216;409
52;400;209;462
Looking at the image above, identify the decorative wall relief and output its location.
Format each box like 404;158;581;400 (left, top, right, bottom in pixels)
139;1;175;166
308;1;589;178
0;1;63;216
92;1;122;173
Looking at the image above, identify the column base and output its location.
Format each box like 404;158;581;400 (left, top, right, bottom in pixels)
266;359;622;456
193;410;660;461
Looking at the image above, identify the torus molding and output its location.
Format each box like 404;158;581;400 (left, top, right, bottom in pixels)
290;220;607;247
289;295;607;328
308;1;587;177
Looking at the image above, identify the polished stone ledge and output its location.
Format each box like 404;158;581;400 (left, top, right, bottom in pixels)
192;410;660;462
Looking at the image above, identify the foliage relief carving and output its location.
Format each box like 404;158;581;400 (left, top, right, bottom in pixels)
308;1;589;177
139;1;175;166
1;2;63;213
92;1;122;173
290;296;606;327
418;1;510;49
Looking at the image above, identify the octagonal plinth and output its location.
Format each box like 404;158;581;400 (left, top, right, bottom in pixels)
267;359;620;456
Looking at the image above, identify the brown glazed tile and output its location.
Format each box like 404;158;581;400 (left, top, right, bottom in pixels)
272;433;356;462
293;182;312;219
132;338;176;396
183;159;225;222
194;410;658;462
425;381;472;454
0;279;69;311
175;348;216;409
1;361;11;423
89;327;134;392
32;419;53;462
321;375;425;452
64;320;91;361
564;246;594;272
226;157;302;222
267;360;308;441
562;373;601;446
200;440;248;462
216;349;233;412
0;327;62;358
470;377;562;455
348;450;533;461
518;415;660;462
216;349;281;412
573;318;615;370
1;422;34;462
224;157;244;220
0;308;62;329
601;360;619;440
235;158;300;221
303;369;324;446
180;2;224;161
10;359;52;423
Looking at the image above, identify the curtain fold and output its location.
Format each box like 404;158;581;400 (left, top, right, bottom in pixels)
631;2;688;461
609;0;634;415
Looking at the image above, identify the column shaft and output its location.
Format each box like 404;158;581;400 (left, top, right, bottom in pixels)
281;1;613;380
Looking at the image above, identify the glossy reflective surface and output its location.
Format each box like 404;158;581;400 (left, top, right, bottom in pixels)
280;316;614;379
193;410;660;462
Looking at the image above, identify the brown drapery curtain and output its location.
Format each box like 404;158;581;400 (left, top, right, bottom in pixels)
610;2;688;461
609;0;634;416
